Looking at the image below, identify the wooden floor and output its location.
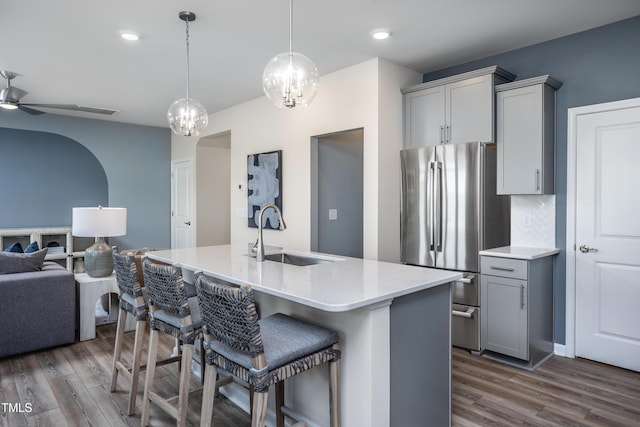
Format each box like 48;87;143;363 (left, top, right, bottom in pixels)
2;324;639;426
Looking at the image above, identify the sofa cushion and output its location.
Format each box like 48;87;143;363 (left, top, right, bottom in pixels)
4;242;23;253
0;248;48;274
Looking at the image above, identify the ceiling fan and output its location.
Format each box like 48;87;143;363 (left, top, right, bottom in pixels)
0;70;118;116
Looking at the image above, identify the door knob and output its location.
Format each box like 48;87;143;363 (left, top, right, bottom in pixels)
579;244;597;253
184;221;191;226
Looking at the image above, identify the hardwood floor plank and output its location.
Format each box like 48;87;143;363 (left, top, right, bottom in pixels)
25;407;70;427
9;354;59;416
49;374;112;427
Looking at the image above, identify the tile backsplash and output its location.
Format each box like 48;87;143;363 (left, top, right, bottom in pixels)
510;195;556;248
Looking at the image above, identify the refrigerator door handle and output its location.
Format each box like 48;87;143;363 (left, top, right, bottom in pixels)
428;161;435;251
435;161;443;251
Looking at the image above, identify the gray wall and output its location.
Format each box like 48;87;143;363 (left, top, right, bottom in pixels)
0;111;171;250
423;15;640;344
312;129;364;258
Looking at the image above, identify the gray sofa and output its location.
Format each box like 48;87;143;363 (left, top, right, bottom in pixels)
0;261;76;358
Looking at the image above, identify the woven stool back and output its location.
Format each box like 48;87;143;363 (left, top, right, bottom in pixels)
142;258;189;318
194;273;264;357
112;246;147;320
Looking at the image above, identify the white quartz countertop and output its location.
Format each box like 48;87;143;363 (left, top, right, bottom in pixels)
147;244;461;312
479;246;560;260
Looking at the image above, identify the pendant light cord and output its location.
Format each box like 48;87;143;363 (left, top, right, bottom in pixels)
185;19;191;103
289;0;293;54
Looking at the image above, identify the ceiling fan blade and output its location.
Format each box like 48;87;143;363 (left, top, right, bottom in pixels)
18;105;45;115
21;103;118;115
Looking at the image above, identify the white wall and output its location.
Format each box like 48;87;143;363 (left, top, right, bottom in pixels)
172;58;422;261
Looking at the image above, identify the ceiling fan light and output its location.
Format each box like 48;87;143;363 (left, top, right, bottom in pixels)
167;97;208;137
0;102;18;110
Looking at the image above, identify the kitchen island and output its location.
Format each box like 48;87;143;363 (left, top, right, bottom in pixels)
148;244;461;427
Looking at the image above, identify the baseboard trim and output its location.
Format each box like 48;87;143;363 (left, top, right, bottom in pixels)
554;343;568;357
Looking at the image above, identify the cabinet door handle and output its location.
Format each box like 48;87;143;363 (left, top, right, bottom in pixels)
520;284;525;309
490;266;515;272
536;169;541;191
446;125;451;143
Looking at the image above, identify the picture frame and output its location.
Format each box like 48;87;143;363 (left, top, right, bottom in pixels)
247;150;283;229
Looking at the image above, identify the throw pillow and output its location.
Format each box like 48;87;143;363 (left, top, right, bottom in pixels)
0;248;49;274
25;241;40;253
4;242;24;253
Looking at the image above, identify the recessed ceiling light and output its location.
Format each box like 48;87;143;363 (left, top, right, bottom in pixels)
370;28;391;40
120;31;140;41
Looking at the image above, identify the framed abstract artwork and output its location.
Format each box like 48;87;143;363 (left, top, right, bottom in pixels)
247;150;282;229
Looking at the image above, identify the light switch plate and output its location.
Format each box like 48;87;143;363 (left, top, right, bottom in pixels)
329;209;338;221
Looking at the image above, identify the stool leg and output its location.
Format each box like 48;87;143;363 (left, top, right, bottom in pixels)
127;318;146;415
252;391;269;427
200;362;217;427
329;345;341;427
275;381;285;427
141;328;160;427
110;307;127;392
176;343;194;427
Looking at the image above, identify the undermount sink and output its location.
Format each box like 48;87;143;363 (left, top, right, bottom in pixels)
264;252;337;267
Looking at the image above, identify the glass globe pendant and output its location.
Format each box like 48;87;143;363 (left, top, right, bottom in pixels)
262;0;319;109
167;97;208;136
168;11;208;137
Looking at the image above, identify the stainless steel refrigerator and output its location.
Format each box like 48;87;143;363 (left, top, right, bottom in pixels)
400;141;510;352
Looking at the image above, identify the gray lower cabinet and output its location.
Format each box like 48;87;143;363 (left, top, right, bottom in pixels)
480;255;554;369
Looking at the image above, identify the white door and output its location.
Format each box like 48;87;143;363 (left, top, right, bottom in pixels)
574;101;640;372
171;159;195;249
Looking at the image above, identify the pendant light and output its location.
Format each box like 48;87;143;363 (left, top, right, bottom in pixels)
167;11;208;137
262;0;319;108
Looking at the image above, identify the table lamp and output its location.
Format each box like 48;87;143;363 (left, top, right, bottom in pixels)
72;206;127;277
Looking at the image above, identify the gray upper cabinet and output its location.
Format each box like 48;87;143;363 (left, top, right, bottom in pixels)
402;66;515;148
496;75;562;195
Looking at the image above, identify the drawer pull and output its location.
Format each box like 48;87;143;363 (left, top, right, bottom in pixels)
490;266;515;272
452;307;475;319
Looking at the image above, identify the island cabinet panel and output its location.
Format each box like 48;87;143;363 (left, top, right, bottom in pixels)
496;75;562;194
147;244;461;427
402;65;515;148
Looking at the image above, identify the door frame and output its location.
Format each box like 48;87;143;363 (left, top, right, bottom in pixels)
565;96;640;358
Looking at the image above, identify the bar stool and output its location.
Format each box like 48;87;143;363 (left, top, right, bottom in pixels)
110;247;148;415
140;258;203;427
194;271;341;427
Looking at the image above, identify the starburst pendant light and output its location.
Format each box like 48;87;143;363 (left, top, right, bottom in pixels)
262;0;319;108
167;11;208;136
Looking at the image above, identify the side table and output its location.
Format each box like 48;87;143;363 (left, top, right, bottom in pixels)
75;273;135;341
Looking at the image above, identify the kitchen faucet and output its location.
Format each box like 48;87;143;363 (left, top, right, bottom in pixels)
252;204;286;261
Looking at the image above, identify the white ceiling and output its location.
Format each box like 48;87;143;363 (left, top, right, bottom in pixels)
2;1;639;128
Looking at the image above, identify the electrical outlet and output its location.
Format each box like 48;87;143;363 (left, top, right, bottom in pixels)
329;209;338;221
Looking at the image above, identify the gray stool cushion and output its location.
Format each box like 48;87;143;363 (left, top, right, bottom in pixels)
210;313;338;370
151;296;203;330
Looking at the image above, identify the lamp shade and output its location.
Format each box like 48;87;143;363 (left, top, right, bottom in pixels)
72;207;127;237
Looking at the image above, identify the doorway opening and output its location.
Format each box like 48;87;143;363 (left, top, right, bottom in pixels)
196;131;231;246
311;128;364;258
